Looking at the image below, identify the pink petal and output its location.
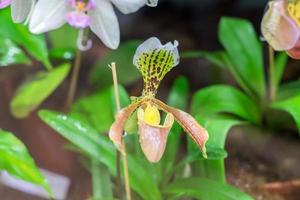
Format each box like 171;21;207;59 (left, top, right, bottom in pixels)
66;11;91;28
261;0;300;51
0;0;11;8
138;108;174;163
152;98;209;158
287;38;300;59
109;101;142;151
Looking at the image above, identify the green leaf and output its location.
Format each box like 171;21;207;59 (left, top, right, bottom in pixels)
0;129;52;196
89;40;141;87
39;110;161;200
90;159;113;199
70;85;130;133
164;178;254;200
274;52;288;87
10;64;70;118
191;85;261;124
0;38;30;66
0;9;51;69
272;95;300;134
48;25;78;49
277;81;300;100
219;17;265;99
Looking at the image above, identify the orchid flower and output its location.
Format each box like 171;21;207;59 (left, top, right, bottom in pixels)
261;0;300;59
109;37;209;163
29;0;158;50
0;0;35;23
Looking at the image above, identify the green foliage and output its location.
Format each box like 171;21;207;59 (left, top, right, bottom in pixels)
0;129;52;196
0;38;30;66
10;64;70;118
164;178;253;200
219;17;265;99
0;8;51;69
191;85;261;124
89;40;142;87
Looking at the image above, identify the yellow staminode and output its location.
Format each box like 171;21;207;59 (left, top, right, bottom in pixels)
287;0;300;27
143;104;161;126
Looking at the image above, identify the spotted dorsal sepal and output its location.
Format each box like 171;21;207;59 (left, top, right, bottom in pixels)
133;37;179;97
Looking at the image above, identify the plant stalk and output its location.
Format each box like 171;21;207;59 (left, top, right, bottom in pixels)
268;45;276;101
111;62;132;200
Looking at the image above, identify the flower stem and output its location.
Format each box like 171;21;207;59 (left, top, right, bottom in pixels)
111;62;132;200
268;45;276;101
65;49;82;110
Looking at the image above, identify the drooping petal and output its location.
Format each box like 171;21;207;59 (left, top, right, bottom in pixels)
111;0;148;14
89;0;120;49
11;0;35;23
0;0;11;9
29;0;69;34
133;37;180;96
287;38;300;59
152;98;209;158
109;101;142;151
137;107;174;163
261;0;300;51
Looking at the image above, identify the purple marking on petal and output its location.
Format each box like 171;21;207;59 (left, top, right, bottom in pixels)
66;11;91;28
67;0;76;7
0;0;12;9
86;0;95;9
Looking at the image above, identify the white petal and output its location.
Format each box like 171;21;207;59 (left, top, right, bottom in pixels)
89;1;120;49
11;0;34;23
133;37;180;67
111;0;147;14
29;0;69;34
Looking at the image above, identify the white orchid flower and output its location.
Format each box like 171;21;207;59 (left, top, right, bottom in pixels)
0;0;35;23
29;0;159;50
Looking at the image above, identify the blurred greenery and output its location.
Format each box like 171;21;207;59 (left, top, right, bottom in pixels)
0;129;52;196
10;63;70;118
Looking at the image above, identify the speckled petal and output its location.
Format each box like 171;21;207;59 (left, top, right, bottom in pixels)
152;98;209;158
137;107;174;163
109;101;142;151
261;0;300;51
11;0;35;23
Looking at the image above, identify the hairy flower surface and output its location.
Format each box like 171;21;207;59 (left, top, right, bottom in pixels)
261;0;300;59
109;37;209;163
0;0;35;23
29;0;158;49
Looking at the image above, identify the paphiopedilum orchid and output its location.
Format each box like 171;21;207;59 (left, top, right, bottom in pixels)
29;0;158;50
261;0;300;59
109;37;209;163
0;0;35;23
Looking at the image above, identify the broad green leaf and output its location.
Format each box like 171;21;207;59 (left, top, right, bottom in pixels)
49;48;75;61
0;129;52;196
277;81;300;100
70;85;130;133
188;115;244;182
90;159;113;199
0;9;51;69
39;110;161;200
274;53;288;88
0;38;30;66
191;85;261;124
219;17;266;99
272;95;300;134
89;40;141;87
10;64;70;118
164;178;253;200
